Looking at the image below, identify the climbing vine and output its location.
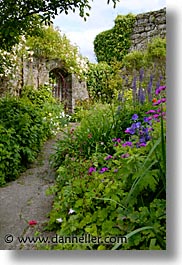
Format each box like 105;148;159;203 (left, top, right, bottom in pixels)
26;25;88;79
94;13;136;64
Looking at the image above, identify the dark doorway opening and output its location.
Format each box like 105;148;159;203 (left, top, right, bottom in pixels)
49;68;72;113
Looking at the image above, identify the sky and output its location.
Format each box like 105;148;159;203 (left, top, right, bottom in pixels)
53;0;166;62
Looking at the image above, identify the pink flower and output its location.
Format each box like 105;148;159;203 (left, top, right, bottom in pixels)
88;167;96;175
146;110;156;114
28;220;37;226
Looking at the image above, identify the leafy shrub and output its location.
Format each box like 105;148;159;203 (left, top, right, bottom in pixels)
0;125;21;185
0;87;68;185
94;14;136;64
122;50;146;71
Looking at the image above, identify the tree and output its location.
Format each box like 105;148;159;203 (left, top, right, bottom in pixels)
0;0;119;50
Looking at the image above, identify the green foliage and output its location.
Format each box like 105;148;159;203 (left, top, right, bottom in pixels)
0;86;68;186
43;96;166;250
146;37;166;63
21;85;56;106
122;37;166;71
0;0;119;50
122;50;146;71
26;25;88;79
86;62;122;103
94;14;136;64
52;103;114;167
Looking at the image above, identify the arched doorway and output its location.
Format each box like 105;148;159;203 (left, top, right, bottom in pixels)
49;68;72;113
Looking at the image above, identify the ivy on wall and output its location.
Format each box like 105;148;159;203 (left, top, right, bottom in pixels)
94;13;136;64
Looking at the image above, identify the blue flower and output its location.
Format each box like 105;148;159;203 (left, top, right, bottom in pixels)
132;114;138;121
136;122;141;129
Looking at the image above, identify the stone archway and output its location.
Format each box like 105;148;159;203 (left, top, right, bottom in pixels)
49;67;72;113
12;57;88;113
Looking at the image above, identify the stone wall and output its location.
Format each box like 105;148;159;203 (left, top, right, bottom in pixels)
0;57;88;113
130;7;166;51
71;74;89;111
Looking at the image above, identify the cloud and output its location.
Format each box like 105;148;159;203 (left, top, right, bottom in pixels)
53;0;166;62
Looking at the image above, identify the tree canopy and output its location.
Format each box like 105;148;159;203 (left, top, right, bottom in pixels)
0;0;119;50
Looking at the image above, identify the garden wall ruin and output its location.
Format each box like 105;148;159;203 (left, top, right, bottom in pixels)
130;7;166;51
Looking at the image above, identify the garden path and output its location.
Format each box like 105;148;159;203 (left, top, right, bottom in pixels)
0;122;78;250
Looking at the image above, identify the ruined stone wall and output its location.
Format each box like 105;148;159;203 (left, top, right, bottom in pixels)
0;57;88;113
130;7;166;51
71;74;89;111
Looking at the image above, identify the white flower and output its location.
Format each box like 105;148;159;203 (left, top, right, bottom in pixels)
68;209;75;214
56;218;63;223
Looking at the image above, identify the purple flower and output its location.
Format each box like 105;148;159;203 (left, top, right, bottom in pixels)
105;155;113;160
139;137;146;143
153;114;160;119
136;142;146;148
112;138;121;144
122;141;133;147
153;98;166;106
142;127;149;133
125;128;131;134
88;167;96;175
139;143;147;147
155;86;166;95
144;116;152;124
146;110;156;114
125;127;135;135
147;74;153;102
114;169;119;173
99;167;109;174
139;68;144;82
132;114;138;121
136;122;141;129
121;153;130;158
145;135;151;141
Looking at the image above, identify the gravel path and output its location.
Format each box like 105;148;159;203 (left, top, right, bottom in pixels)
0;123;78;250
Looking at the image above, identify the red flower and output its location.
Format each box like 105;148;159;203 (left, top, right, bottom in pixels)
28;220;37;226
152;98;157;103
88;133;92;139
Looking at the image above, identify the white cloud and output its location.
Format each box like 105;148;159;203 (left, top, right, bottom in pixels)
116;0;166;13
53;0;166;62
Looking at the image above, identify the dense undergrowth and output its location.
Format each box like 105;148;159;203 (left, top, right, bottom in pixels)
0;85;69;186
43;81;166;250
